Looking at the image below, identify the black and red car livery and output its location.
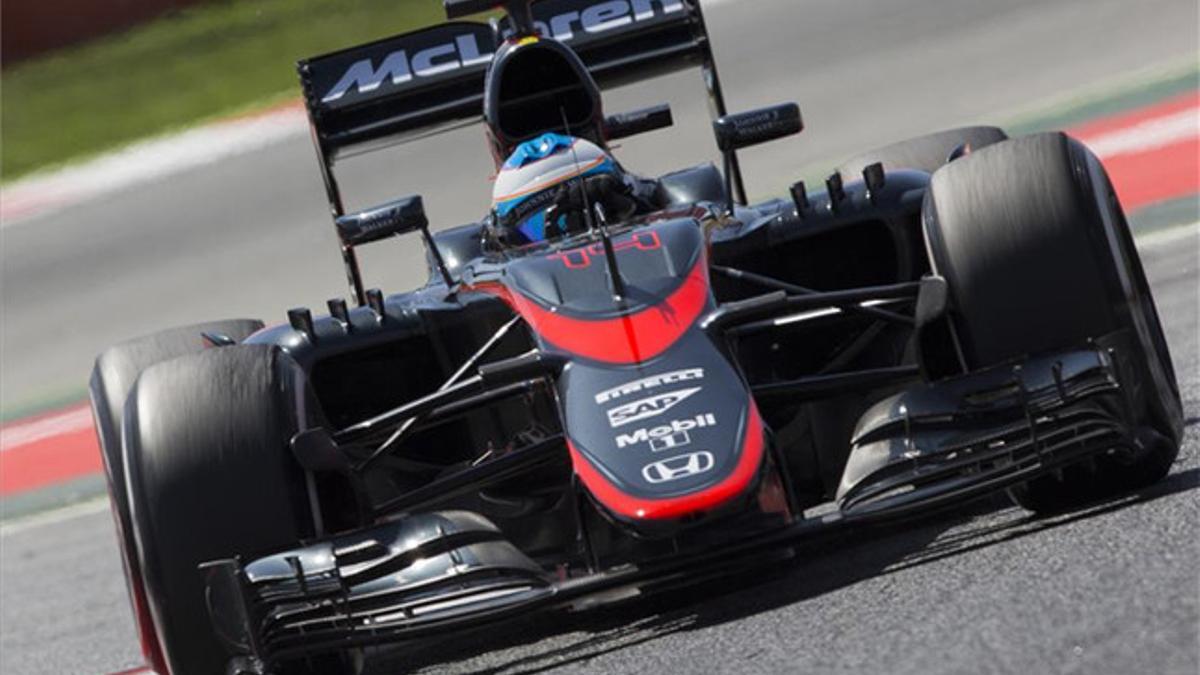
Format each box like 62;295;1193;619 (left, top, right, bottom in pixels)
88;1;1183;673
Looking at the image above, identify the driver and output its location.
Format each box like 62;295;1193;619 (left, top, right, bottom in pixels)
489;133;657;247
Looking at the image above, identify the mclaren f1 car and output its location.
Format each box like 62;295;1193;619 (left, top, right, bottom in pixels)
89;0;1184;672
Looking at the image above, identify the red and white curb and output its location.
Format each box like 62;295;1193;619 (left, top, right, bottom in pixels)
1071;91;1199;211
0;404;92;451
0;403;101;496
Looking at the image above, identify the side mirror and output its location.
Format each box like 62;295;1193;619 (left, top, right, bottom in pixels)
335;195;456;288
712;103;803;214
713;103;803;152
335;195;428;247
605;104;673;141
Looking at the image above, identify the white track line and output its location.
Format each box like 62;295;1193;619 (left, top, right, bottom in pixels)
0;404;93;452
4;94;1191;228
1082;106;1199;159
0;104;307;227
1137;219;1200;247
0;496;110;537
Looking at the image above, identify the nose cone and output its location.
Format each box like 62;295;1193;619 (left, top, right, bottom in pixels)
562;330;767;525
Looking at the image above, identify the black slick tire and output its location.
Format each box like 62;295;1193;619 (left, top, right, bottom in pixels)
922;132;1183;513
123;344;315;674
88;319;262;667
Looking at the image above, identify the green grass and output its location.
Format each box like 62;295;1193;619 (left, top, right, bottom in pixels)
0;0;447;181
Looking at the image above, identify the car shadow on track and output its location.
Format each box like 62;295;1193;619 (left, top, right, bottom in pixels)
368;465;1199;675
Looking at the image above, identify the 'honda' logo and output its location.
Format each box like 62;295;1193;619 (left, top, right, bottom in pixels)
606;387;700;427
642;451;715;484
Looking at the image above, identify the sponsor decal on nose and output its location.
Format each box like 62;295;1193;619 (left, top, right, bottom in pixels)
615;413;717;449
649;430;690;452
594;367;703;404
606;386;701;427
642;451;715;484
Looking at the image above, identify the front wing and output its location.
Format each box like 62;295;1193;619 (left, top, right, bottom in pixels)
204;345;1135;672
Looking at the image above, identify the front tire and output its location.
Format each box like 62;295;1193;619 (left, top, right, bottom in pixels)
89;319;263;669
922;132;1182;513
124;345;324;674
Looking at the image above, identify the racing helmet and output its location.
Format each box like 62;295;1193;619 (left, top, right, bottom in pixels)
491;133;620;244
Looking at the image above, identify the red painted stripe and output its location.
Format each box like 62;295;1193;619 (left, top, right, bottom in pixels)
1098;137;1199;212
0;407;101;496
0;398;90;441
1069;91;1198;140
1067;89;1199;212
569;401;766;521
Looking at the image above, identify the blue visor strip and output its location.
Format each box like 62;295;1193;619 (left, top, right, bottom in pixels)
503;133;577;170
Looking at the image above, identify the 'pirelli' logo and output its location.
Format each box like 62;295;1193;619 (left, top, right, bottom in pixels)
594;368;704;405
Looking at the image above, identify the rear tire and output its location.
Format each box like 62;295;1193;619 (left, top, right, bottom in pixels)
922;132;1182;513
124;345;325;674
838;126;1007;178
89;319;262;668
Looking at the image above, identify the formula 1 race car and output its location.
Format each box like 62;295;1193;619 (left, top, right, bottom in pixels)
89;1;1184;673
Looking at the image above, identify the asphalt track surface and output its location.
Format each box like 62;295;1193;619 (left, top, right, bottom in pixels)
2;0;1199;412
1;0;1199;673
1;227;1195;674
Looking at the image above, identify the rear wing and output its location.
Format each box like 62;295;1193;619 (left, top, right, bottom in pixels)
298;0;724;159
298;0;744;305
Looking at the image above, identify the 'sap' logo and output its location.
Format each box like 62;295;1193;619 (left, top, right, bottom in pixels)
606;387;700;427
642;451;715;484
